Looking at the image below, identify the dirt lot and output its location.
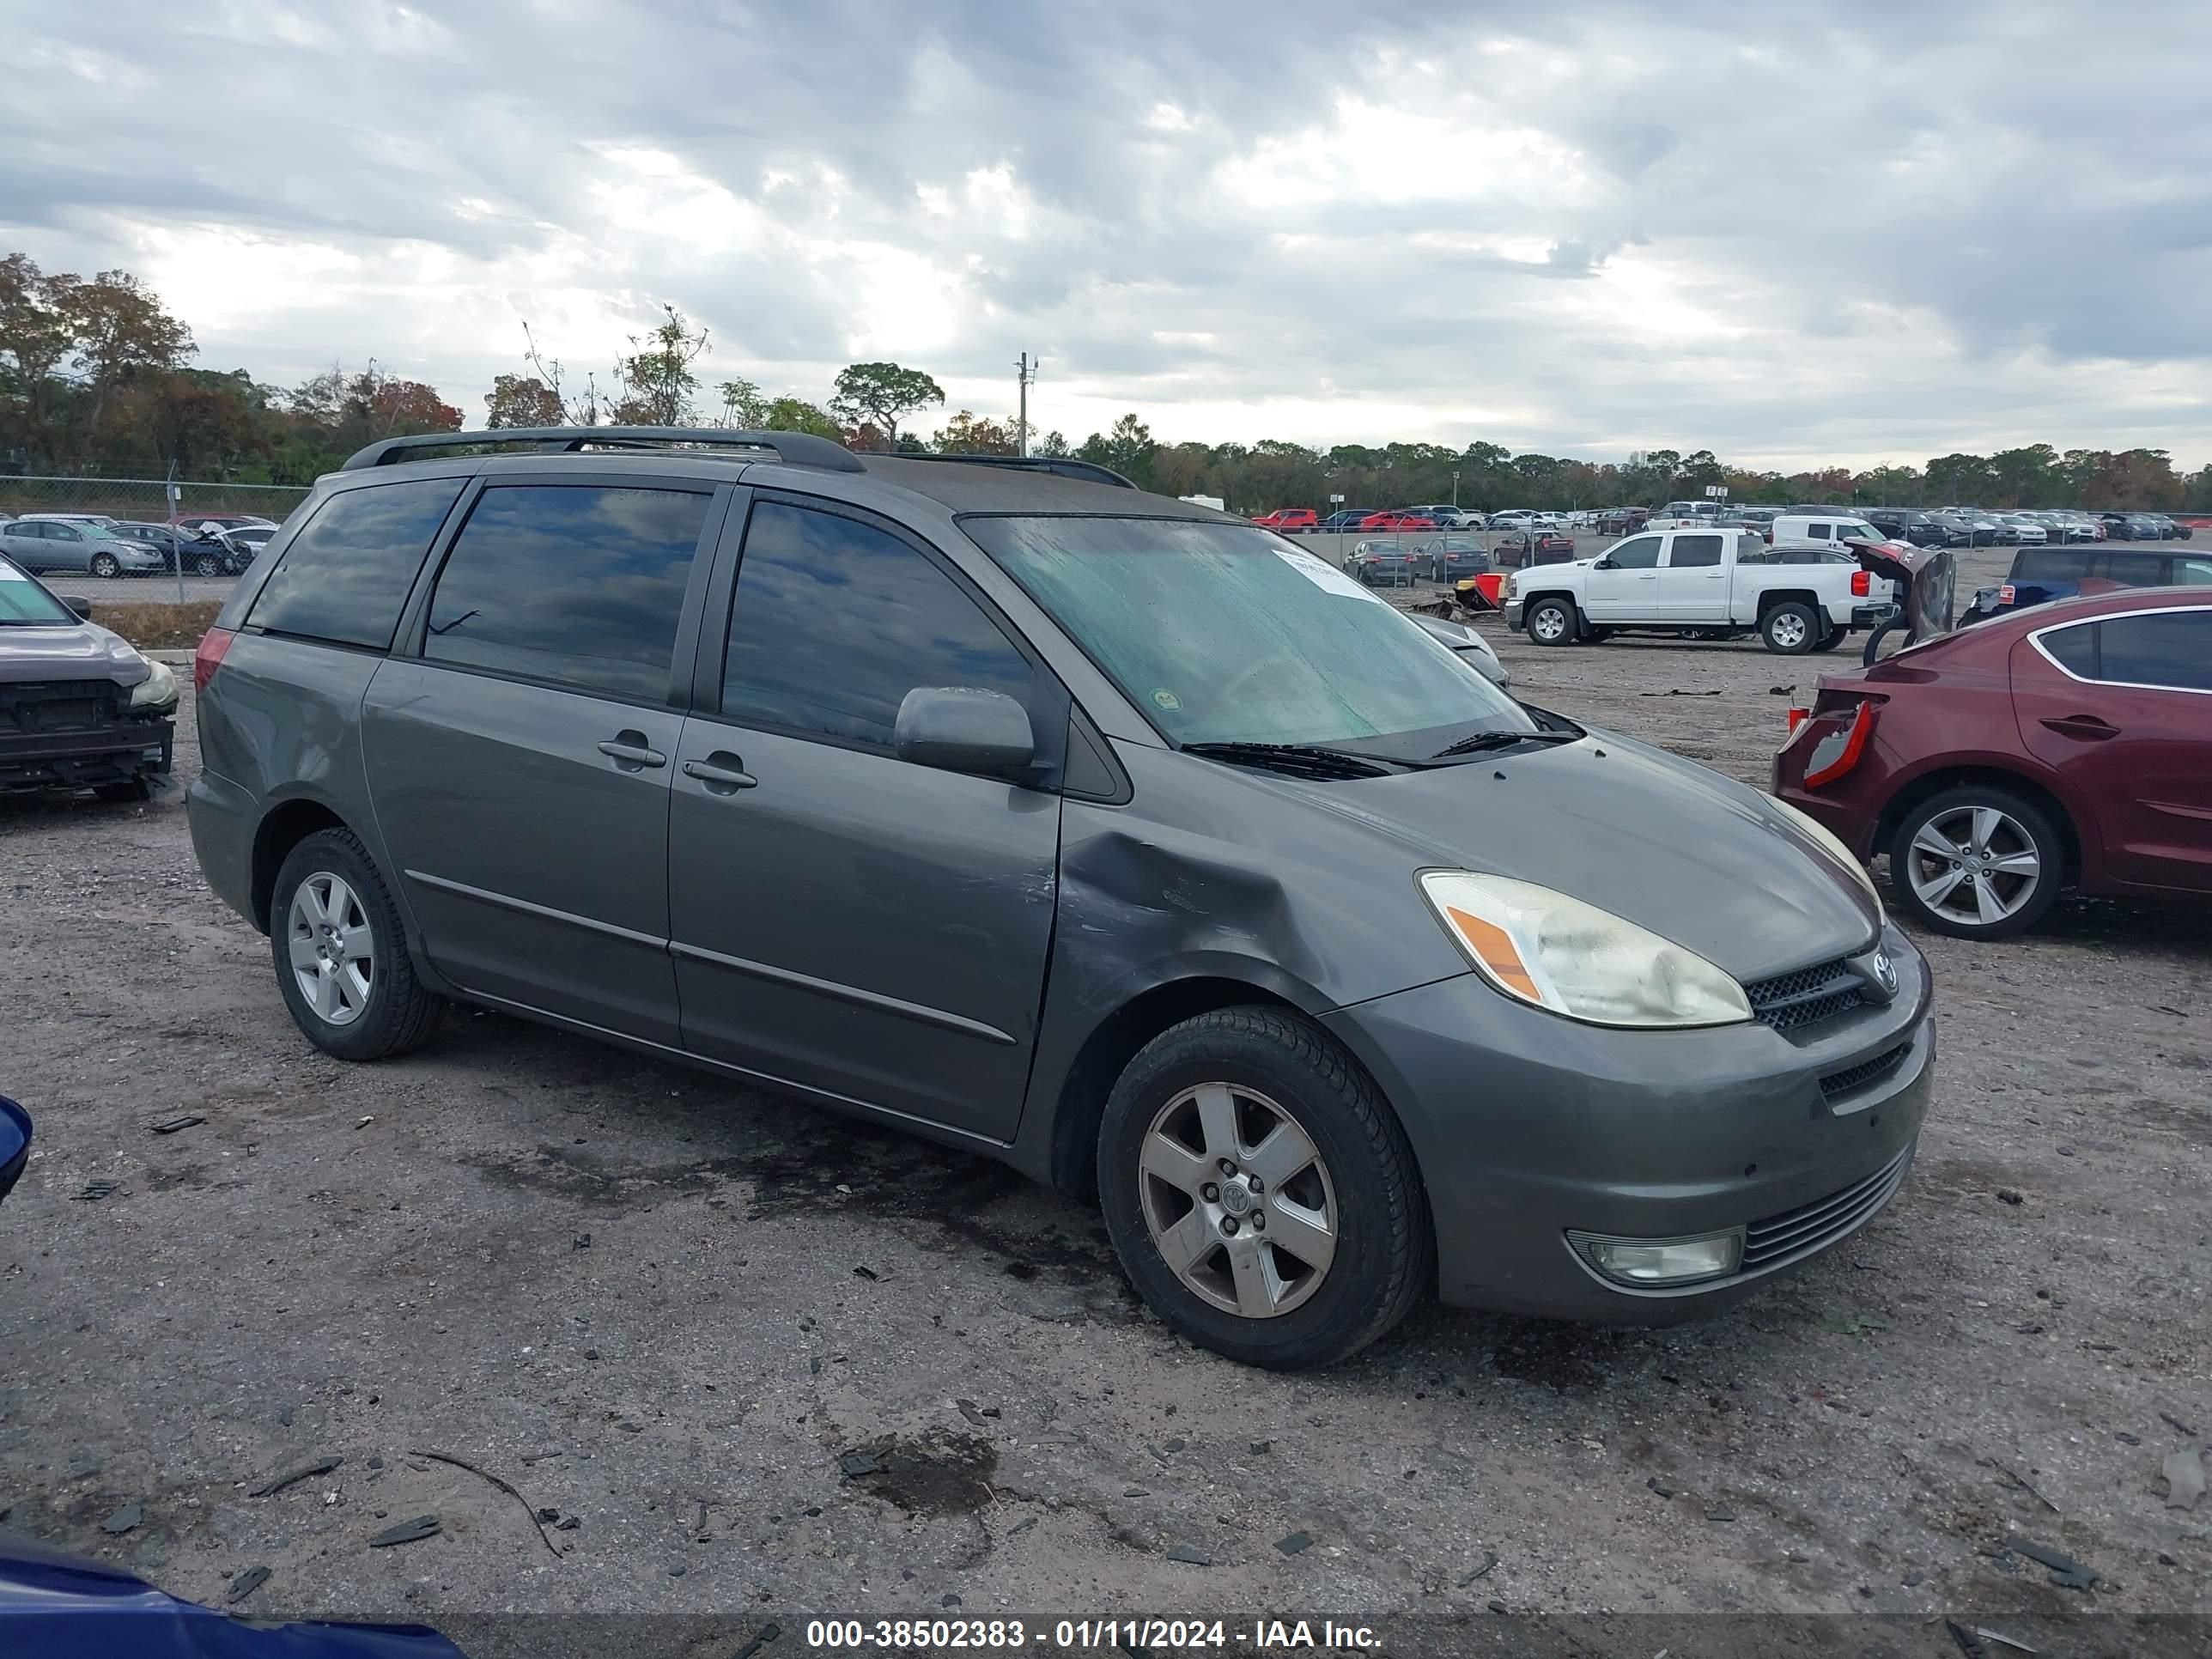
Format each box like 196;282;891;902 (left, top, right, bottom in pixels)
2;564;2207;1656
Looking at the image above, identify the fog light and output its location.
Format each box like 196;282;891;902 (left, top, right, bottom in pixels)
1570;1228;1744;1287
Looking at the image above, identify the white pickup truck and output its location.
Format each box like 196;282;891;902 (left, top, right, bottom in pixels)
1501;526;1899;654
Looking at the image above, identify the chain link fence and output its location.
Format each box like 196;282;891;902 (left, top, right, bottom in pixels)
0;475;311;526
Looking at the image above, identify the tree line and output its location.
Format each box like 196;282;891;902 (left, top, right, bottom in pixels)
3;250;2205;512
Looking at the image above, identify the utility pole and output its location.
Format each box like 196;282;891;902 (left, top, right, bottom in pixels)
1014;352;1036;457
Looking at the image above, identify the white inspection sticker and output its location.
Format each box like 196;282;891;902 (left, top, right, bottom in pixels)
0;563;27;580
1273;546;1389;605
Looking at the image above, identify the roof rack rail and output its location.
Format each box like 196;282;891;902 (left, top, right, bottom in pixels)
888;453;1139;490
338;425;865;474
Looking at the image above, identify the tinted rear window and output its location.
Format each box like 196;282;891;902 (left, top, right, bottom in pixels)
2013;549;2086;582
249;478;465;650
2039;621;2097;677
423;485;709;701
2098;611;2212;692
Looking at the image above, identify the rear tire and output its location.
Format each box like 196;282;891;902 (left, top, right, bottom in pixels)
1887;786;2064;940
1760;601;1821;654
1809;623;1845;653
270;829;445;1060
1526;596;1577;646
1097;1006;1431;1370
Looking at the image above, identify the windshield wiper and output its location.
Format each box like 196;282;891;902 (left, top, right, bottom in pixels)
1181;741;1401;780
1431;728;1581;759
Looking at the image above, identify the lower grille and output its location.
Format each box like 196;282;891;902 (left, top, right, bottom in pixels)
1742;1147;1911;1271
1745;957;1866;1033
1820;1042;1911;1100
3;678;121;734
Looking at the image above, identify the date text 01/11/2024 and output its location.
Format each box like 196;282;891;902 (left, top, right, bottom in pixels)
803;1618;1382;1650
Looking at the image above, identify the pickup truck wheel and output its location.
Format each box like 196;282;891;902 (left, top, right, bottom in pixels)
1097;1006;1431;1370
1888;787;2063;939
1760;601;1821;654
1809;623;1845;652
1526;597;1577;646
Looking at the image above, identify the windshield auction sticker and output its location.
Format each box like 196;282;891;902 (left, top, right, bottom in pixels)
1272;546;1389;605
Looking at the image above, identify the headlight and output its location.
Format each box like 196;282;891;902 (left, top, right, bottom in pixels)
128;657;178;710
1766;796;1882;914
1418;872;1752;1028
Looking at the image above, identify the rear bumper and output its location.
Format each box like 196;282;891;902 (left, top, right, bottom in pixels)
0;719;173;793
1322;928;1935;1322
185;768;261;927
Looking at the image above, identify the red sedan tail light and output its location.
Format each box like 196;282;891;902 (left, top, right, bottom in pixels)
1802;698;1880;789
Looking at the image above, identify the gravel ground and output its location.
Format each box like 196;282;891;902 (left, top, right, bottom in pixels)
1;559;2207;1656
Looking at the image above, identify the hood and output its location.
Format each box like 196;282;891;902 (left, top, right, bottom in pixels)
0;619;151;688
1280;732;1879;982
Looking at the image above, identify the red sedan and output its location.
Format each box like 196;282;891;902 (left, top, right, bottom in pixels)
1775;587;2212;939
1358;511;1437;532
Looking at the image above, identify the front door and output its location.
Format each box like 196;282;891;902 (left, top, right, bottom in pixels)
362;477;720;1045
667;495;1061;1141
1657;532;1730;621
1583;533;1662;619
2014;606;2212;893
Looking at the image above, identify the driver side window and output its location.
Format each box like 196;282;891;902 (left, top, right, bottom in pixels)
1607;536;1662;569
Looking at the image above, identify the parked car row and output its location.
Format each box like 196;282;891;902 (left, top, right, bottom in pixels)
0;510;275;576
1863;507;2188;548
1256;507;1487;532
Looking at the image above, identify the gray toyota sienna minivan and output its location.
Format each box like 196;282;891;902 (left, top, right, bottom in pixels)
189;428;1934;1370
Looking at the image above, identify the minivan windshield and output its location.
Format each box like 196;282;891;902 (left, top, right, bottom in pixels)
0;558;76;625
967;516;1537;757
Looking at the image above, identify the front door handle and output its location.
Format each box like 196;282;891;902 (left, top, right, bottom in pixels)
2040;714;2119;742
682;752;757;794
598;732;667;770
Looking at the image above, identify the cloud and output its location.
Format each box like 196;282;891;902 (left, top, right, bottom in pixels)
3;0;2208;467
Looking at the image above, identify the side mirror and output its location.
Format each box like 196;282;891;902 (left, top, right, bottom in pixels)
63;596;93;620
1593;556;1615;570
895;687;1036;781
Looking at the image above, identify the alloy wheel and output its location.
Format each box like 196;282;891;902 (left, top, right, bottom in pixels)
1903;805;2042;927
1529;605;1568;642
1138;1082;1338;1319
287;872;376;1025
1768;611;1809;649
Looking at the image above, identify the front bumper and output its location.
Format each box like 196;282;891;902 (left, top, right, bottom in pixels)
0;716;173;793
1323;925;1933;1322
1502;599;1524;629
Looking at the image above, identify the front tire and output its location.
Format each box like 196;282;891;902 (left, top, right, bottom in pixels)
1526;595;1577;646
1097;1007;1431;1370
1887;787;2064;939
191;551;224;577
1760;601;1821;653
270;829;445;1060
90;552;121;579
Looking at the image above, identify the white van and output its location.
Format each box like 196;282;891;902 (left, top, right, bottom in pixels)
1771;512;1881;548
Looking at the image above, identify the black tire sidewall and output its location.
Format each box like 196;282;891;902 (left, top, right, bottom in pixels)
1887;787;2064;939
91;554;118;578
1097;1010;1425;1370
1762;601;1820;653
1528;597;1576;645
270;830;432;1059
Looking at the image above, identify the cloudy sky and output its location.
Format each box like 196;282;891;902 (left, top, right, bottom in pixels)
8;0;2209;469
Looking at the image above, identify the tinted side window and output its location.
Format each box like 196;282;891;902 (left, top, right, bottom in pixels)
1607;536;1662;568
721;501;1033;750
423;485;708;701
2039;622;2098;678
251;478;465;650
2096;611;2212;692
2172;558;2212;586
2099;554;2166;586
1668;534;1724;568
